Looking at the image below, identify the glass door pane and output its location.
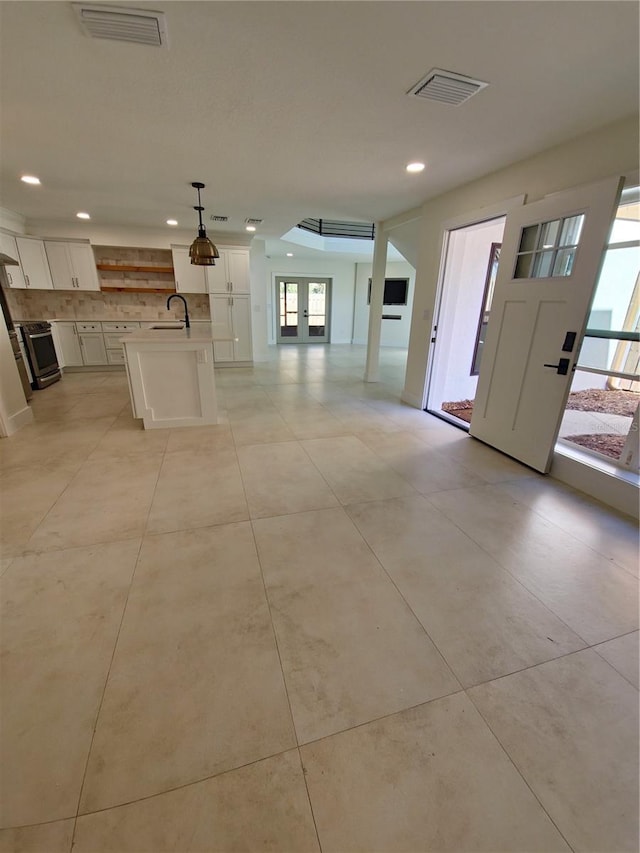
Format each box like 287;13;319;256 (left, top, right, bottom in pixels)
278;280;300;342
305;281;328;341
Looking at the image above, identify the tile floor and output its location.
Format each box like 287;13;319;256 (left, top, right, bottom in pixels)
0;344;638;853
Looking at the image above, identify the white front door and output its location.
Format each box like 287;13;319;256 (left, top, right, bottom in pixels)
470;176;624;472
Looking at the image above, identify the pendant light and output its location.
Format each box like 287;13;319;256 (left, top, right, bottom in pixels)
188;182;219;266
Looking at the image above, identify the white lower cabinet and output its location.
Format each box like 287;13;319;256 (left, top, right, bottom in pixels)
209;294;252;363
76;323;107;365
51;321;83;367
101;321;141;364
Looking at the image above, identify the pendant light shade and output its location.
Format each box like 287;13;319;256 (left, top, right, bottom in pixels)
188;182;219;266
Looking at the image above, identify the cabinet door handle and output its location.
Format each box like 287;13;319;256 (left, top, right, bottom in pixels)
25;275;30;287
7;272;12;285
230;282;233;292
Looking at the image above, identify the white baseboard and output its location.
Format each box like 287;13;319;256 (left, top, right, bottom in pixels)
3;404;34;436
401;389;423;408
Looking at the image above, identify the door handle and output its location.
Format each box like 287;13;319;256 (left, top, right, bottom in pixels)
543;358;570;375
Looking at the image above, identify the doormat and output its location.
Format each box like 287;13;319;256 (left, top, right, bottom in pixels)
440;399;474;423
442;388;639;424
563;433;626;460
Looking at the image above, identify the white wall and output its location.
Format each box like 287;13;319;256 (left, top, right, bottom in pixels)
249;240;269;361
264;256;357;344
352;261;415;347
0;319;32;437
402;114;640;408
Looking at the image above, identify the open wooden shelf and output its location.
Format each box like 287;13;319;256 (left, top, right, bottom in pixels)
100;286;176;294
97;264;174;274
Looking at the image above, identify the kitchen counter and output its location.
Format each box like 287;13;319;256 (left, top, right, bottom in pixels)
121;327;218;345
121;327;228;429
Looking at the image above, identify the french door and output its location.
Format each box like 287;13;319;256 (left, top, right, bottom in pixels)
276;277;330;343
470;176;624;473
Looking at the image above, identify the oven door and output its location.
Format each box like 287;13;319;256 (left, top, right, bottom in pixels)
24;330;59;378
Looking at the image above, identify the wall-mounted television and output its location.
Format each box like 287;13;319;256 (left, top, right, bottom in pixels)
367;278;409;306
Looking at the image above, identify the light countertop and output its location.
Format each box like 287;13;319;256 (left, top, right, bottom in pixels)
121;327;233;344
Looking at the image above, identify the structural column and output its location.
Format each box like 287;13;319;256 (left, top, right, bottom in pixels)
364;223;387;382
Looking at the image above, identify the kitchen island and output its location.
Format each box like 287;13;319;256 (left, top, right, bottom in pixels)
122;326;223;429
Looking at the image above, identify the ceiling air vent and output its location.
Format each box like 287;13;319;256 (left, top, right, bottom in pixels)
407;69;488;106
245;218;263;225
210;215;228;222
72;4;168;47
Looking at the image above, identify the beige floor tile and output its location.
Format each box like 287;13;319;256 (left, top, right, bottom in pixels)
146;448;248;534
87;411;171;460
0;460;81;552
65;389;130;420
0;539;140;827
80;524;295;812
26;453;164;551
253;508;459;743
301;693;570;852
0;819;74;853
237;441;338;518
300;436;416;504
346;495;586;685
230;413;297;447
0;416;116;472
164;423;234;454
498;477;640;577
594;631;639;688
417;430;536;483
358;429;489;494
469;650;639;852
429;485;639;644
74;750;319;853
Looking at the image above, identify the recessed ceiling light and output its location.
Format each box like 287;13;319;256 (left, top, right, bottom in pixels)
76;212;91;219
245;225;256;232
21;175;41;185
286;253;293;257
406;162;425;173
166;219;178;226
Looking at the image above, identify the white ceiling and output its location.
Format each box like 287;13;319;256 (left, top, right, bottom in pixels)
0;1;638;260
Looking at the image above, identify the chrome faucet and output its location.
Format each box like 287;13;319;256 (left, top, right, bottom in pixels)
166;294;190;328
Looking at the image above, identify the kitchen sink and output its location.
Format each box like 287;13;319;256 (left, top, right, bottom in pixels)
149;324;184;330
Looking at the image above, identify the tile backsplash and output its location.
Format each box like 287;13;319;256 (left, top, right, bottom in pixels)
5;289;211;322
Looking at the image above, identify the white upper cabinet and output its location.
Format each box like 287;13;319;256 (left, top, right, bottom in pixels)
0;232;27;288
15;237;54;290
44;241;100;291
170;245;207;293
206;247;250;294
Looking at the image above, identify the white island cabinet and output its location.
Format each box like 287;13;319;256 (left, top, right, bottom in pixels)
122;328;220;429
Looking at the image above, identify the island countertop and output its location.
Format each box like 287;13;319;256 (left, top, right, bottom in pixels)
121;327;233;344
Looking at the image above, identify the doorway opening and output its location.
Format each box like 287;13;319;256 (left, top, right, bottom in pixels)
276;277;331;344
425;216;506;426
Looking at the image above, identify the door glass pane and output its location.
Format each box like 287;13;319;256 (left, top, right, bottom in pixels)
514;253;532;279
519;225;539;253
559;214;585;247
552;247;577;277
531;250;554;278
610;197;640;242
307;281;326;337
279;281;298;337
538;219;561;249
